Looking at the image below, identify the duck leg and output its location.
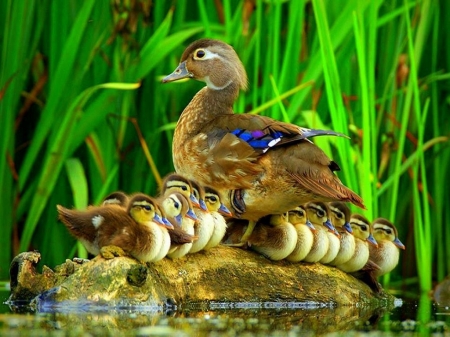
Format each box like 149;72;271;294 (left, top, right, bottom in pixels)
226;220;256;247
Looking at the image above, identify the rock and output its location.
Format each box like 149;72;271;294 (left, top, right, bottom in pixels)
8;246;394;310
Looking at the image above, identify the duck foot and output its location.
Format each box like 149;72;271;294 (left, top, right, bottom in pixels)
100;245;126;259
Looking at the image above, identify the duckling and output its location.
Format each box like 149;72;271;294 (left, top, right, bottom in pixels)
369;218;405;277
336;214;378;273
317;203;341;264
328;202;356;266
285;205;316;262
102;191;129;208
163;39;364;247
202;186;232;250
58;194;173;262
247;213;298;261
188;180;215;253
160;192;198;259
302;202;333;263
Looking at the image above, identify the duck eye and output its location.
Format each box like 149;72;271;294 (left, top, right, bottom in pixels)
360;225;367;231
336;212;343;219
195;49;206;59
317;210;324;217
174;201;180;209
143;205;151;211
181;185;188;191
209;196;217;202
385;229;392;234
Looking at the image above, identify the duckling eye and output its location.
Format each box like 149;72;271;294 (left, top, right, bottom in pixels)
336;212;343;219
180;185;188;191
385;229;392;235
317;210;325;217
143;205;151;211
195;49;206;59
209;196;217;202
174;201;180;209
360;225;367;231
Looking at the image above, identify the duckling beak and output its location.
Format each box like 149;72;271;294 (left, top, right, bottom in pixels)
367;233;378;247
218;203;233;217
394;237;406;250
189;193;201;208
162;61;193;83
186;208;198;221
174;214;183;226
153;213;165;226
162;217;175;229
343;222;353;234
323;219;335;233
199;199;208;212
306;220;316;232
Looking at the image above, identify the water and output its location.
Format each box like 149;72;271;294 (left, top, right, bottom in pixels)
2;288;450;336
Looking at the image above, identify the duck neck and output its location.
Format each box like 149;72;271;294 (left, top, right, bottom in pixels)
174;82;240;142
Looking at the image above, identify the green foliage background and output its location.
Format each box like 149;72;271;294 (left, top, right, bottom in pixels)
1;0;448;294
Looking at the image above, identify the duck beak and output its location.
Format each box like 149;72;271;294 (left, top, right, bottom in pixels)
343;222;353;234
174;214;182;226
162;61;193;83
153;213;165;226
323;219;335;233
394;237;406;250
162;217;174;229
186;208;198;221
306;220;316;232
189;193;201;208
367;233;378;247
199;199;208;212
218;203;233;217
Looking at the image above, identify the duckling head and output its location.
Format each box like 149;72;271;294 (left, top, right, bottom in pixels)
305;202;335;233
204;186;233;216
161;173;200;208
288;205;316;231
102;191;129;208
162;39;248;92
372;218;405;250
128;194;169;228
350;214;378;247
329;202;352;234
161;192;198;226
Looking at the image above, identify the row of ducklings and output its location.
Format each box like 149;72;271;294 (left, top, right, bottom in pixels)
224;201;405;278
57;173;232;263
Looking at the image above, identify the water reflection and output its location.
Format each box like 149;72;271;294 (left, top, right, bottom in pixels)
1;292;450;336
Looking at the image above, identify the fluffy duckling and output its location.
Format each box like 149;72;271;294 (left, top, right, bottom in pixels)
369;218;405;277
328;202;355;266
286;205;316;262
163;39;364;247
188;180;215;253
303;202;332;263
247;213;298;261
316;203;341;264
102;191;129;208
203;186;232;250
161;173;200;208
336;214;378;273
160;192;198;259
57;194;173;262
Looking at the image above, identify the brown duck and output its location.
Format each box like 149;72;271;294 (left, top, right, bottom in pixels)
163;39;364;245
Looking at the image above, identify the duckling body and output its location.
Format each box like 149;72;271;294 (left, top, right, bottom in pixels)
188;180;215;253
303;202;332;263
286;206;315;262
163;39;364;245
369;218;405;277
337;214;378;273
328;202;355;266
161;192;197;259
58;194;173;262
247;213;298;261
202;186;232;250
102;191;129;208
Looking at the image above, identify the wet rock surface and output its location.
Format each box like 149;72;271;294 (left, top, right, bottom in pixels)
8;246;394;310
